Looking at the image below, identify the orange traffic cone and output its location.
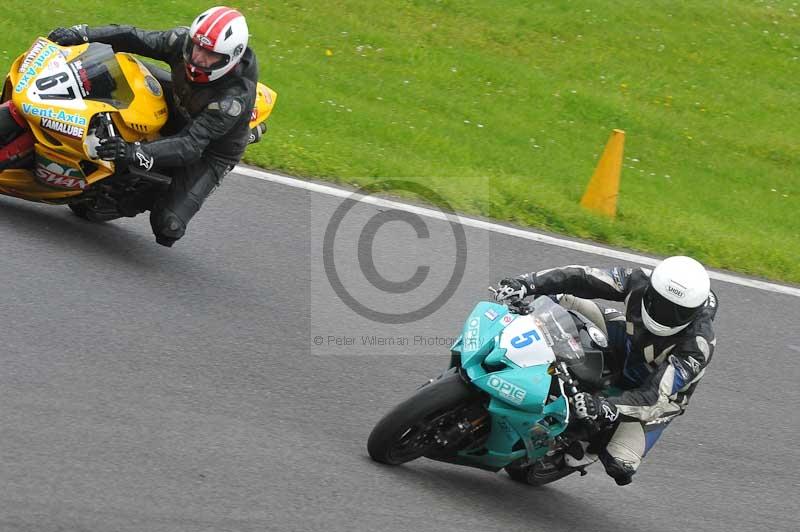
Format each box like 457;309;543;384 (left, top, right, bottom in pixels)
580;129;625;217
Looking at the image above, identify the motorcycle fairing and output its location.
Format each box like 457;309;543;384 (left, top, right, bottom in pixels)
250;82;277;129
1;37;277;204
458;302;555;411
450;301;571;469
1;39;165;201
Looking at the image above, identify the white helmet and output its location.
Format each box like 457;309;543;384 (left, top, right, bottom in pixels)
184;6;249;83
641;256;710;336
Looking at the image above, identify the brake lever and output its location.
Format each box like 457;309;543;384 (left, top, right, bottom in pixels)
511;299;533;315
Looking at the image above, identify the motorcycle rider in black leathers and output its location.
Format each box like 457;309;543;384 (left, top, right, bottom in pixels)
48;6;259;247
494;256;718;485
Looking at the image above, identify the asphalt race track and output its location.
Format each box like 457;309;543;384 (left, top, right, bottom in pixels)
0;169;797;532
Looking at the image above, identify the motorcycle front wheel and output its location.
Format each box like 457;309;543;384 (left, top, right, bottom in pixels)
367;370;477;465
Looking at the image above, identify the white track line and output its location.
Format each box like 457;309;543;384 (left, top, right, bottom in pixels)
234;165;800;298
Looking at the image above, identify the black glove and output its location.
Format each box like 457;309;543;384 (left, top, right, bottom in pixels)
47;24;89;46
494;278;531;302
572;392;619;427
96;137;154;171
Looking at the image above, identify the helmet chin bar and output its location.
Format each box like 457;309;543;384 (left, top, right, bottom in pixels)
641;301;691;337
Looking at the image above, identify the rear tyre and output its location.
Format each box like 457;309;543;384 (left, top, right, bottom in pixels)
368;371;477;465
68;203;93;220
505;464;531;483
505;457;578;487
68;203;120;222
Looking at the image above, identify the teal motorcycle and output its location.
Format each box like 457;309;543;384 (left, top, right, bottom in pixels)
368;294;614;485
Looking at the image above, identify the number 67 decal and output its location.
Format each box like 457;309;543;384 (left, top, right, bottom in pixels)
35;72;76;101
510;328;541;349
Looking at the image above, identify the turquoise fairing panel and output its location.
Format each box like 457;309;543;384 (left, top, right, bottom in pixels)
456;302;551;412
456;396;570;468
458;301;514;375
471;365;551;413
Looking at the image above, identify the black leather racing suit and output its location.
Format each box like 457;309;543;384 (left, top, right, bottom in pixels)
84;25;259;246
518;265;718;483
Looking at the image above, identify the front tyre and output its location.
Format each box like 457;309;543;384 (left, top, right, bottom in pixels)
368;370;477;465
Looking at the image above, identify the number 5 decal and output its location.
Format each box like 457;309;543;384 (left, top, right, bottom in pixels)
510;329;541;349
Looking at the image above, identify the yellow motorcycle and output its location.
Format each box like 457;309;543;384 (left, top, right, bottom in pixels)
0;37;276;220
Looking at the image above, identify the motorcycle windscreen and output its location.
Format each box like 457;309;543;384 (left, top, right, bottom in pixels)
27;43;135;110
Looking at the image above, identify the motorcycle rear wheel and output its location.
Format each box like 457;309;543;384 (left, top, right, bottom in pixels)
368;371;477;465
68;203;120;222
505;456;578;487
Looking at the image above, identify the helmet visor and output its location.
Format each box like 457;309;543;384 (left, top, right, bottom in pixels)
643;285;703;328
183;40;230;73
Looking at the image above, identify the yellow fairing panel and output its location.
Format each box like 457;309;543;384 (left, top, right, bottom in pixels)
0;169;76;202
0;144;114;202
1;38;131;201
113;53;169;141
250;83;277;129
8;40;110;159
7;40;168;146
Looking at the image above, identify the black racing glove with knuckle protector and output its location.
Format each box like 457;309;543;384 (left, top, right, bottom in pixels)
494;278;532;302
572;392;619;428
96;137;154;171
47;25;89;46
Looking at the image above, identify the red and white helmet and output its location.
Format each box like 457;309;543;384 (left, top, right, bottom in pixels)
184;6;249;83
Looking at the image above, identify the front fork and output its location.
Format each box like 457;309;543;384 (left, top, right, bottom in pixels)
417;367;490;452
545;362;601;475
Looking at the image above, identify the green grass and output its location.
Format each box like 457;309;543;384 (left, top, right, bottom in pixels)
3;1;799;283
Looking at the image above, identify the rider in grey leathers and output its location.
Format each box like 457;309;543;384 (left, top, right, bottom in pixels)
495;256;718;485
